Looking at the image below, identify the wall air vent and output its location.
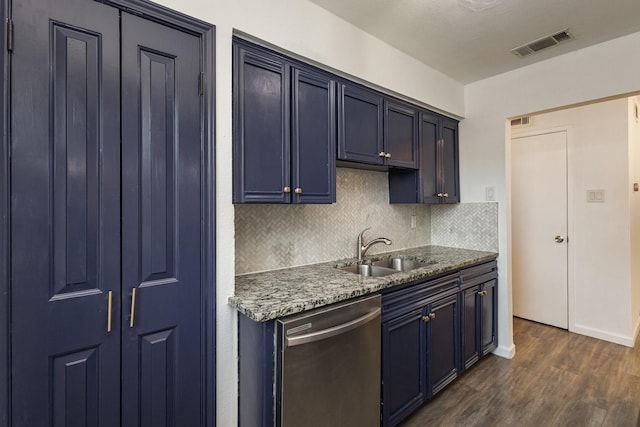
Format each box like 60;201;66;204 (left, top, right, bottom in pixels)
511;116;531;127
511;29;574;58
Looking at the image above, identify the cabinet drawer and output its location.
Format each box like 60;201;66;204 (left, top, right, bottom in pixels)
382;274;459;321
460;261;497;284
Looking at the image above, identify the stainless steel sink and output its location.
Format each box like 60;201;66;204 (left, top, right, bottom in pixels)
372;257;429;272
339;264;398;277
339;257;433;277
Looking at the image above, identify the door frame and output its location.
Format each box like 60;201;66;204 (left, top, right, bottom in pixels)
508;125;575;332
0;0;216;425
0;0;8;424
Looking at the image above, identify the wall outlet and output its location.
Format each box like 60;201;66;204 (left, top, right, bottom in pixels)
410;215;417;229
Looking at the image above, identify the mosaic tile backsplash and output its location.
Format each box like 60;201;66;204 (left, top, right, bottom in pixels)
431;202;499;252
235;168;432;274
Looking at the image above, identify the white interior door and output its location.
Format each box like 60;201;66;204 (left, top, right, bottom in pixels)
512;131;568;329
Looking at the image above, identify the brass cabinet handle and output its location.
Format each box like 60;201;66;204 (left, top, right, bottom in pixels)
283;186;291;193
379;151;386;157
429;312;436;319
479;290;487;296
294;188;302;194
437;193;444;197
129;288;137;328
107;290;113;332
385;153;392;158
422;315;430;323
443;193;449;198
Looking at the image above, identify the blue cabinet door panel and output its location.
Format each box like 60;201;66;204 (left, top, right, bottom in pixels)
427;294;459;396
481;279;498;355
385;101;418;169
441;118;460;203
338;83;384;164
462;286;481;370
382;308;427;427
292;68;336;203
233;45;290;203
10;0;121;424
420;113;441;203
121;13;203;426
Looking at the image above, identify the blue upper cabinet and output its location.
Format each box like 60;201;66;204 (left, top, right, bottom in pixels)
440;118;460;203
421;113;460;203
291;67;337;203
338;83;418;169
384;100;419;169
389;112;460;204
337;83;384;165
233;39;336;204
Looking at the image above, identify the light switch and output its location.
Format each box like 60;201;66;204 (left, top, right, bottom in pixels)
410;215;417;229
587;189;605;203
485;186;495;201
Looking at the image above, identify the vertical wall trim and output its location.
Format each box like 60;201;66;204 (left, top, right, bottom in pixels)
1;0;9;424
202;22;217;427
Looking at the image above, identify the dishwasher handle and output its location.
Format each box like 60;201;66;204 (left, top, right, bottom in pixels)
285;307;381;347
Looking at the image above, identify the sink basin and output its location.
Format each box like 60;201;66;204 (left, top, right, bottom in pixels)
339;264;398;277
339;257;433;277
372;257;430;272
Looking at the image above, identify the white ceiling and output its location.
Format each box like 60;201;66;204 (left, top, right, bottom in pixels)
307;0;640;84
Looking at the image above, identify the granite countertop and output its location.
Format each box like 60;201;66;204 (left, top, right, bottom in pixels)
229;245;498;322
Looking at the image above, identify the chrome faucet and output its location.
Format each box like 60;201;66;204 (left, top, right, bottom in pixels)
357;227;392;261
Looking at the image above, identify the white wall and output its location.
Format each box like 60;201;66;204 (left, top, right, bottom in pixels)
145;0;465;425
630;96;640;341
511;99;632;343
463;31;640;356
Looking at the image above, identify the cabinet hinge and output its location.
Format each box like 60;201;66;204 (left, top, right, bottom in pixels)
6;18;14;53
198;72;205;96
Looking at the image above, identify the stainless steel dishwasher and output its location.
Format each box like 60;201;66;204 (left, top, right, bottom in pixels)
277;294;381;427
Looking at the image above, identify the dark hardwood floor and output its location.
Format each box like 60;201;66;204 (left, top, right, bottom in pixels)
400;317;640;426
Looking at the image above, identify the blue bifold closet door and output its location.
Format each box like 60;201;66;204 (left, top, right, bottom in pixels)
10;0;203;425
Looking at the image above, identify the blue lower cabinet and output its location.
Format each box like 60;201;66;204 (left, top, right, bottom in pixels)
381;308;427;426
381;261;497;426
460;261;498;372
426;293;460;396
381;273;459;427
481;278;498;355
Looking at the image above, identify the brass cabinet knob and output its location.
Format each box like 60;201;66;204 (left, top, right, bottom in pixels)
422;315;430;323
437;193;444;197
294;188;302;194
385;153;392;158
379;151;386;157
429;312;436;319
284;186;291;193
443;193;449;198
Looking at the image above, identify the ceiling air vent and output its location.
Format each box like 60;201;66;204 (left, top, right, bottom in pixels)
511;29;574;58
511;116;531;127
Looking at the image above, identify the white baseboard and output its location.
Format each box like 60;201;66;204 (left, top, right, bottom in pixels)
571;324;635;347
492;343;516;359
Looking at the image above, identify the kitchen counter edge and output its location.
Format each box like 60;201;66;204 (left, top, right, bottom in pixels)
229;245;498;322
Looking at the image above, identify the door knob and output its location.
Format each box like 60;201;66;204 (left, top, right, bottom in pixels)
554;235;565;243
